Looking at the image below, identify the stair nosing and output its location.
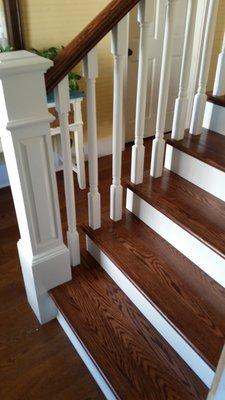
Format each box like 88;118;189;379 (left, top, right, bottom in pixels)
127;176;225;260
82;223;218;372
50;252;208;399
166;134;225;174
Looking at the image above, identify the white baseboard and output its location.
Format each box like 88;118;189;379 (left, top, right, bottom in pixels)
126;188;225;288
84;136;112;160
86;235;214;388
57;311;117;400
203;102;225;135
165;144;225;202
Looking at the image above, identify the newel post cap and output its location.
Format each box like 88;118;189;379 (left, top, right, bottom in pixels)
0;50;53;78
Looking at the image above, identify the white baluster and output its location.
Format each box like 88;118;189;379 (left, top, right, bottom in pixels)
150;0;178;178
190;0;219;136
0;51;71;323
207;344;225;399
83;47;101;230
172;0;197;141
110;16;128;221
131;0;152;184
72;99;86;190
54;77;80;267
213;32;225;96
122;13;130;151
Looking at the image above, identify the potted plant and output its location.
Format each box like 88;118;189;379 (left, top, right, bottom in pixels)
31;46;83;99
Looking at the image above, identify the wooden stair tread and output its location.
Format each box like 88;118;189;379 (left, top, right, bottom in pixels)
207;91;225;108
83;211;225;370
51;250;207;400
167;130;225;173
128;169;225;258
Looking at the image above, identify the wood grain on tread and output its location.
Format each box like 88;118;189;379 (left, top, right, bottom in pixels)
207;91;225;108
167;130;225;173
83;211;225;370
51;250;207;400
128;169;225;259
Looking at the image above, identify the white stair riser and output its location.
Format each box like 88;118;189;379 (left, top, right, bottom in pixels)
203;102;225;135
165;144;225;202
86;235;214;387
57;312;116;400
126;188;225;288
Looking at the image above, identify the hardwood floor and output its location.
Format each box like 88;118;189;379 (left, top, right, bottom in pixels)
83;211;225;370
0;138;153;400
51;250;207;400
167;130;225;173
128;168;225;258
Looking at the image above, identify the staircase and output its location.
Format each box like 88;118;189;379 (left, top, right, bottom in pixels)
1;0;225;398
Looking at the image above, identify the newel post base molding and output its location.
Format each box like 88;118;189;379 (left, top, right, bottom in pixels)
0;51;71;324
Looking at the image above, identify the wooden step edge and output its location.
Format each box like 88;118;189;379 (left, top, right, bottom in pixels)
82;223;216;374
166;135;225;174
50;251;209;399
127;179;225;261
207;91;225;108
49;285;119;400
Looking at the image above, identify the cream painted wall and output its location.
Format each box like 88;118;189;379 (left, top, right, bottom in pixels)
19;0;224;142
20;0;113;141
207;0;225;91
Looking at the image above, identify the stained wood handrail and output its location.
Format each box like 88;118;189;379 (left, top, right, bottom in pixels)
45;0;140;93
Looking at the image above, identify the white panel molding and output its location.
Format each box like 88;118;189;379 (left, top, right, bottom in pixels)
126;188;225;288
165;144;225;202
86;235;214;387
0;51;71;324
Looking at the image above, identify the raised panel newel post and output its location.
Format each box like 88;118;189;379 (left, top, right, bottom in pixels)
131;0;152;184
110;16;128;221
213;32;225;96
0;51;71;324
171;0;197;141
190;0;219;135
54;76;80;267
150;0;178;178
83;48;101;230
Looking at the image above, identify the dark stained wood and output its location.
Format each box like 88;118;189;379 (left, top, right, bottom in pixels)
128;169;225;259
83;211;225;370
51;250;208;400
167;130;225;173
3;0;24;49
45;0;140;93
207;91;225;108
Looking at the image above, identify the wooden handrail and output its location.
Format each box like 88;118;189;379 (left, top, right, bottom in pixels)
45;0;140;93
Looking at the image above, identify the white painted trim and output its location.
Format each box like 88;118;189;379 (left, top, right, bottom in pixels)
203;102;225;135
186;0;209;127
86;235;213;388
57;311;117;400
165;144;225;202
84;136;112;160
126;188;225;288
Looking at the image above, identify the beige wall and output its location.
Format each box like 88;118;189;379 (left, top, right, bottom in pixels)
207;0;225;91
20;0;113;141
20;0;225;141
